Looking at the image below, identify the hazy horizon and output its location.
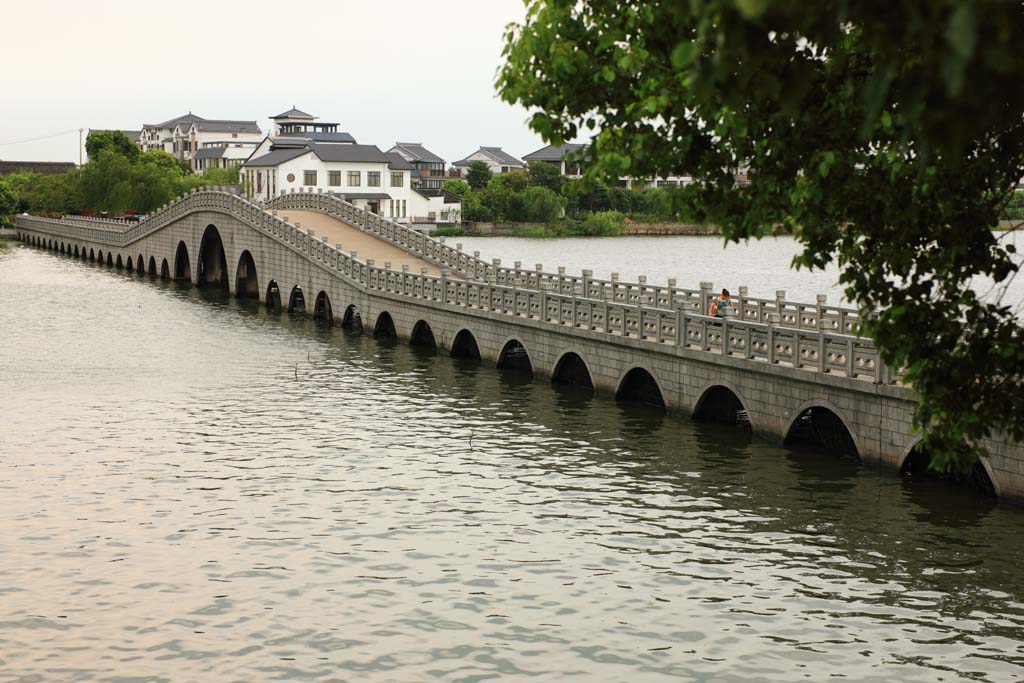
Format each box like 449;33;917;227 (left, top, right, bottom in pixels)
0;0;566;165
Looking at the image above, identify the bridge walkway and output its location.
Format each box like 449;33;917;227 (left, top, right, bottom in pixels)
281;210;441;275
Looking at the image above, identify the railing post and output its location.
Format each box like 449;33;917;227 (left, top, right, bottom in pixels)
666;278;676;308
767;312;779;364
817;294;827;371
738;286;748;320
775;289;786;320
700;281;713;315
675;307;683;347
441;269;450;305
582;269;592;298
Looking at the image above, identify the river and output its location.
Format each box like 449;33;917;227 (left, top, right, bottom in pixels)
1;242;1022;683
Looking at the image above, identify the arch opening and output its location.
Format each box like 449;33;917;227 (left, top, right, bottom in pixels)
235;250;259;300
410;320;437;350
115;254;124;269
160;259;170;280
265;281;282;311
342;305;363;331
89;248;95;262
616;368;666;411
197;225;229;290
106;252;113;267
497;339;534;377
173;241;191;282
313;291;333;324
693;386;750;427
373;311;397;338
123;254;132;272
784;406;858;461
900;444;996;498
59;242;65;254
148;256;157;277
73;245;79;258
288;286;306;315
97;249;104;264
450;329;482;362
552;352;593;389
136;255;145;273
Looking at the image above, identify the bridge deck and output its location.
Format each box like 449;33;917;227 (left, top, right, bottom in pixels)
282;210;440;275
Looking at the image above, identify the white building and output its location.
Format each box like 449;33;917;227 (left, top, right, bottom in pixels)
522;142;693;188
385;142;448;189
138;112;261;171
452;146;525;175
242;108;460;224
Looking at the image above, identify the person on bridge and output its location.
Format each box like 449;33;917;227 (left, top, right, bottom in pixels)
709;289;732;318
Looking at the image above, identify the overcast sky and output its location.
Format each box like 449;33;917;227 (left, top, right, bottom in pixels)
0;0;561;164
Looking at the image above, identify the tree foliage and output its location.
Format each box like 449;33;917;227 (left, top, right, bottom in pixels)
443;179;471;197
498;0;1024;472
526;161;563;193
0;182;16;224
85;130;139;163
466;160;493;190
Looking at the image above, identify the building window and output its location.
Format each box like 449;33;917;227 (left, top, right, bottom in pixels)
348;171;361;186
232;133;238;138
304;170;317;186
390;172;403;187
401;200;406;218
287;173;295;183
368;171;381;187
329;171;341;186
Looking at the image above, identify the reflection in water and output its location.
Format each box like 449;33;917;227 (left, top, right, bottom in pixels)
1;244;1022;683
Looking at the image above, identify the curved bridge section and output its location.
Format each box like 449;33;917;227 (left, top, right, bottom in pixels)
15;188;1024;504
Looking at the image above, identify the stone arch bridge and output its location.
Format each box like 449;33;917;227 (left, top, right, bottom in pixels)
15;189;1024;504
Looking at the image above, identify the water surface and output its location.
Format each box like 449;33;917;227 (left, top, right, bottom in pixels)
1;244;1022;683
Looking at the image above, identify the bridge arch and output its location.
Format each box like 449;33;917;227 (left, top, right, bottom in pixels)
235;250;259;300
73;245;79;258
89;248;95;262
313;291;333;323
265;281;282;311
373;311;397;338
899;440;998;498
124;254;133;272
173;241;191;281
116;254;124;269
450;328;481;362
197;224;229;290
160;259;170;279
97;249;104;264
410;320;438;350
497;338;534;377
693;382;750;426
106;252;113;267
136;254;145;273
288;286;306;314
552;351;594;389
342;304;363;330
60;242;65;254
615;366;667;411
148;256;157;277
783;401;860;461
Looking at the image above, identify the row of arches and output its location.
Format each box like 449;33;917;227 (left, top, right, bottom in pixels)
22;228;995;497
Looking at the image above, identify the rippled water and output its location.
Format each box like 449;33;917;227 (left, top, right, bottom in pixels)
2;243;1023;683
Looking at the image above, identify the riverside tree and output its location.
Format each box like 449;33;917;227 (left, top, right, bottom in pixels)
498;1;1024;473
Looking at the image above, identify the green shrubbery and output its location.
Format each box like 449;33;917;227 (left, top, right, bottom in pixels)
0;131;242;220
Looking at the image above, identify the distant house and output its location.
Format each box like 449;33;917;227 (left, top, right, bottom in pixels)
522;143;588;177
385;143;447;189
241;110;460;224
139;113;262;171
0;161;76;177
452;147;524;176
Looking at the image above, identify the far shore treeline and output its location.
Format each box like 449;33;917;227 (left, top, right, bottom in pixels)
0;131;239;223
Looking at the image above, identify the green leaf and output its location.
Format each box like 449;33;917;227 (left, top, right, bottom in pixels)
671;41;699;68
735;0;768;19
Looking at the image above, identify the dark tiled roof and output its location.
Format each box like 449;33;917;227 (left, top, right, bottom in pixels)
391;142;443;163
384;152;414;170
311;143;388;163
271;106;315;119
522;142;587;162
279;131;356;143
195;147;227;160
0;160;76;176
242;147;311;167
340;192;391;200
192;120;261;134
121;130;142;141
453;146;525;168
147;112;205;129
414;188;462;204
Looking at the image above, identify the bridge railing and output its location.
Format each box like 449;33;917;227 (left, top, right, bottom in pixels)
266;189;866;334
16;189;893;384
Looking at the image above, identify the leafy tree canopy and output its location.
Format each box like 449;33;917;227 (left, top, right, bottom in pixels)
466;160;493;190
85;130;139;163
498;0;1024;472
526;160;563;193
443;179;471;197
0;181;16;223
